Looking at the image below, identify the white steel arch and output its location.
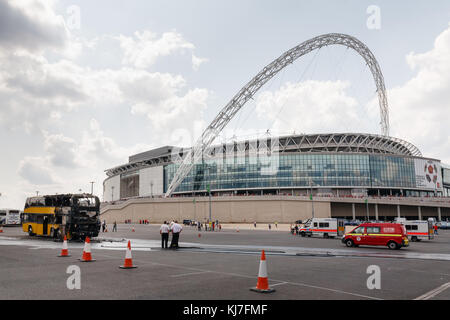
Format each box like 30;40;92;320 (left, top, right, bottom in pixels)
165;33;390;197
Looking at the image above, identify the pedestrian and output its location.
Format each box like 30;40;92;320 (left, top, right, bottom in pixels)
219;224;221;231
209;221;212;231
434;224;439;235
212;221;215;231
268;224;271;230
101;220;105;232
160;221;170;249
113;221;117;232
275;221;278;228
295;224;299;235
254;221;257;228
198;221;201;231
170;220;183;249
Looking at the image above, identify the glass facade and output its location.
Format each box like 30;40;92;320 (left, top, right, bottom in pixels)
443;168;450;185
120;171;139;198
164;153;416;193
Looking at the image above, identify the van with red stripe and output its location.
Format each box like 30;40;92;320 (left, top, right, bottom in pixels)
342;222;409;250
299;218;345;238
394;218;434;242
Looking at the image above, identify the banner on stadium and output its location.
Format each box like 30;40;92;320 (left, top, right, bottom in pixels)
414;159;443;190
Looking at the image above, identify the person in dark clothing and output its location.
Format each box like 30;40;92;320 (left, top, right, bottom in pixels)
170;221;183;249
160;221;170;249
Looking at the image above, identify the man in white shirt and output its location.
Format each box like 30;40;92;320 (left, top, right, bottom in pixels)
160;221;170;249
170;220;183;249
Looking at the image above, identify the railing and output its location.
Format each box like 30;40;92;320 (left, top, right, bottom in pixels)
101;193;450;210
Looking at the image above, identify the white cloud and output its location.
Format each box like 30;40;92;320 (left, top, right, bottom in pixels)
192;54;208;71
254;80;363;134
42;131;79;168
117;30;195;69
388;23;450;164
18;156;56;185
0;0;68;52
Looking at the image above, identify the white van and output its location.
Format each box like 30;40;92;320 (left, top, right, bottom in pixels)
394;218;434;242
298;218;345;238
0;209;22;226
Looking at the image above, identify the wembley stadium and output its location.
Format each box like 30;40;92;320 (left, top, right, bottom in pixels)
104;133;448;200
100;33;450;223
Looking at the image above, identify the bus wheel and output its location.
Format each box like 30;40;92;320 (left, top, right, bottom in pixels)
300;232;306;237
324;233;329;238
28;226;34;236
387;241;399;250
411;236;417;242
345;239;354;247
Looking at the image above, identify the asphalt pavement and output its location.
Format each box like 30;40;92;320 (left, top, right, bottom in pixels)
0;225;449;300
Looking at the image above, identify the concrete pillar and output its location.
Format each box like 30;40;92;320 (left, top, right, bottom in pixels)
438;207;442;221
352;203;356;220
397;205;401;218
418;206;422;220
375;203;379;221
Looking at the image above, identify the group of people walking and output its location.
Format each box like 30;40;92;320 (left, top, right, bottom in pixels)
101;220;117;232
159;221;183;249
197;220;221;231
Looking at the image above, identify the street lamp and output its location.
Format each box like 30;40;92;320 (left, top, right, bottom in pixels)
309;178;314;219
365;189;369;222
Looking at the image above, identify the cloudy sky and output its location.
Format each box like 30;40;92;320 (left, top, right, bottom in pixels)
1;0;450;208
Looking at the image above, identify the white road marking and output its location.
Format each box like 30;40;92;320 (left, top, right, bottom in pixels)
171;271;211;278
414;282;450;300
269;282;288;287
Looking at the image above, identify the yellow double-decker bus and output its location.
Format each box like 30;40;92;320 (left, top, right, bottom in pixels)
22;193;101;240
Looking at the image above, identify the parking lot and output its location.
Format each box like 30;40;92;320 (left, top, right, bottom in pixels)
0;224;449;300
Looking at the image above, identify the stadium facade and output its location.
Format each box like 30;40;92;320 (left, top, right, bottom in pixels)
103;133;450;201
100;33;450;223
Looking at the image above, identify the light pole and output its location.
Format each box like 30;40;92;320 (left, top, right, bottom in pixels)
365;189;369;222
111;186;114;201
206;164;212;224
150;181;154;198
90;181;95;195
309;178;314;219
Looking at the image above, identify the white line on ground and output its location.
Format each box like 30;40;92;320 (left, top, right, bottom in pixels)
414;282;450;300
269;282;288;287
93;251;381;300
171;271;211;278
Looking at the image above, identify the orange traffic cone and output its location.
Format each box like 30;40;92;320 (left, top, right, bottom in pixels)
58;235;71;257
79;237;96;262
119;240;137;269
250;250;275;293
